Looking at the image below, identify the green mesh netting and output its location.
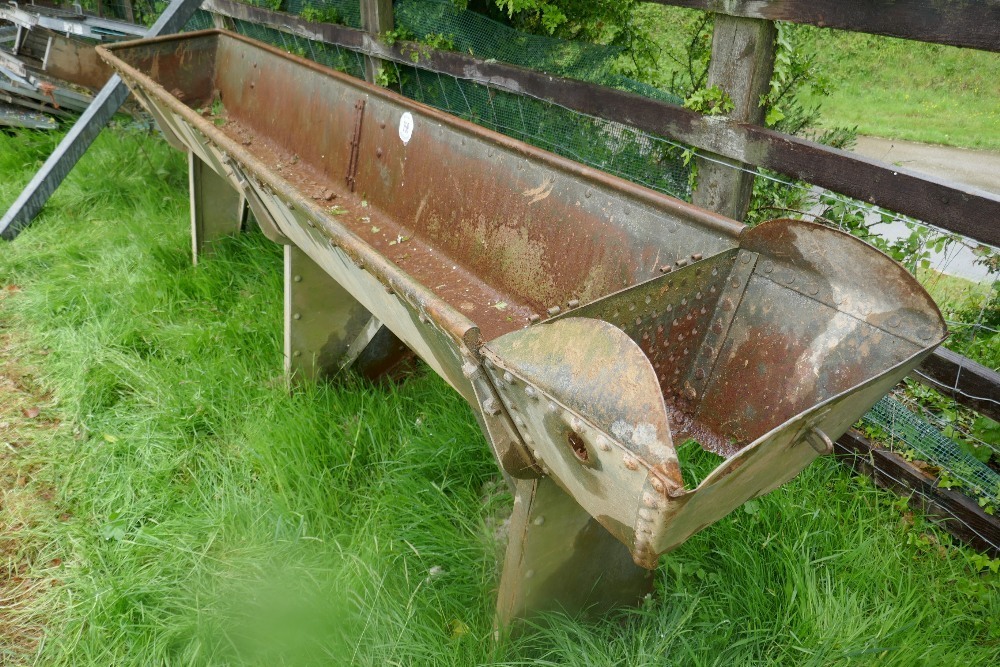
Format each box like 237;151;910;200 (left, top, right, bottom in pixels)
392;62;690;198
863;395;1000;505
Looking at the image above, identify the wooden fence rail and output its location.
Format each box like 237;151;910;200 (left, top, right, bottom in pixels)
654;1;1000;53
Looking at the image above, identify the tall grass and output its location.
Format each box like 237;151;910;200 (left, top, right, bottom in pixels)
1;126;998;664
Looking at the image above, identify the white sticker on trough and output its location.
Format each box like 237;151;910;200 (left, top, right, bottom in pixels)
398;112;414;145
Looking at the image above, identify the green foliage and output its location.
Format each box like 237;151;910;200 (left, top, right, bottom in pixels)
382;26;417;46
682;85;733;116
800;29;1000;150
300;3;343;25
419;32;457;52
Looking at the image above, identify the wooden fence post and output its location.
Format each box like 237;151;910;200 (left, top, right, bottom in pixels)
691;15;776;221
360;0;393;83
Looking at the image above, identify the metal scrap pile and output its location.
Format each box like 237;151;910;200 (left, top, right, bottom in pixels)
0;0;145;129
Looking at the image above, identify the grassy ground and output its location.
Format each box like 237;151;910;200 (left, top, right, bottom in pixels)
1;127;999;665
800;29;1000;151
636;6;1000;151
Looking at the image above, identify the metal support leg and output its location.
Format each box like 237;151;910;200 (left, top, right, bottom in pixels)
284;244;412;383
189;153;246;265
496;477;654;627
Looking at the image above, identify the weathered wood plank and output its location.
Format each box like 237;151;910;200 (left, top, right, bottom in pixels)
835;430;1000;556
201;0;1000;248
654;1;1000;53
691;15;776;220
914;347;1000;423
359;0;393;83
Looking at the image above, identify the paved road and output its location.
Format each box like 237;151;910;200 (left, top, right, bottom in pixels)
852;136;1000;196
849;137;999;281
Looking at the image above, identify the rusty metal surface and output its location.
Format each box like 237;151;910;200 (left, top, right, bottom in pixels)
100;30;743;341
99;30;948;610
481;218;946;567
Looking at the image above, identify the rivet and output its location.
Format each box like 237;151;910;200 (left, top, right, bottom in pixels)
585;188;593;198
529;314;540;323
785;274;796;285
547;305;561;316
533;449;542;459
623;455;639;471
763;261;774;274
568;299;580;308
380;121;386;129
598;438;611;452
376;147;383;157
730;279;740;289
503;371;514;383
676;259;688;267
514;416;525;427
524;386;537;399
418;313;427;323
888;315;901;328
293;274;303;282
532;516;545;526
809;285;819;296
638;508;655;522
624;206;632;215
694;367;705;380
691;253;703;261
741;253;752;264
721;299;733;311
695;292;703;300
660;265;672;273
643;493;659;509
293;312;302;320
684;386;697;400
651;478;665;493
483;398;500;416
547;401;559;414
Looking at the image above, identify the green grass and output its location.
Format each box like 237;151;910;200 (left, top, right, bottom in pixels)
800;29;1000;151
1;127;999;664
635;6;1000;150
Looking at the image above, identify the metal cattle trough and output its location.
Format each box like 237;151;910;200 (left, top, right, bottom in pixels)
99;31;947;624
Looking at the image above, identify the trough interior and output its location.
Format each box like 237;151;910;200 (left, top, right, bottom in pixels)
111;31;741;342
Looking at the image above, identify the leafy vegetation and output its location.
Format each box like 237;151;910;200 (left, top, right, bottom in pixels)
1;120;999;666
300;3;343;25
